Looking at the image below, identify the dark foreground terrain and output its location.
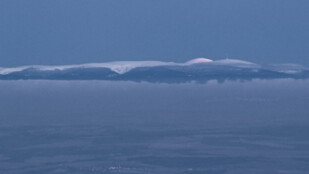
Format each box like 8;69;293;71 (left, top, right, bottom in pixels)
0;80;308;174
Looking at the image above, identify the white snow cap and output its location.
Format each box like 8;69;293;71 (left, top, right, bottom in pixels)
186;58;213;64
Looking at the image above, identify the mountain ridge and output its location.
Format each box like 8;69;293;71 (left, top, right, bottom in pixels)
0;58;308;83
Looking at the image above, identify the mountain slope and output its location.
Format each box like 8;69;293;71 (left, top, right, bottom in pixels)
0;58;308;82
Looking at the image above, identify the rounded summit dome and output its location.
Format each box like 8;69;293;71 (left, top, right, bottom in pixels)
187;58;213;64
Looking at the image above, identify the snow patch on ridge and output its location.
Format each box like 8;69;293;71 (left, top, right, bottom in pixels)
212;59;260;68
38;61;177;74
96;61;176;74
0;58;306;75
267;64;307;74
0;61;178;75
186;58;213;64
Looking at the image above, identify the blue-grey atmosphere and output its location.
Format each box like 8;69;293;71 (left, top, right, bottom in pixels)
0;0;309;66
1;1;309;174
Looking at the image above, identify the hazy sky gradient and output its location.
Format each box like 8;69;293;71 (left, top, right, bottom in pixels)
0;0;308;66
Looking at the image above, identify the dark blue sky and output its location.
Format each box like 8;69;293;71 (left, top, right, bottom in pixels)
0;0;308;66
